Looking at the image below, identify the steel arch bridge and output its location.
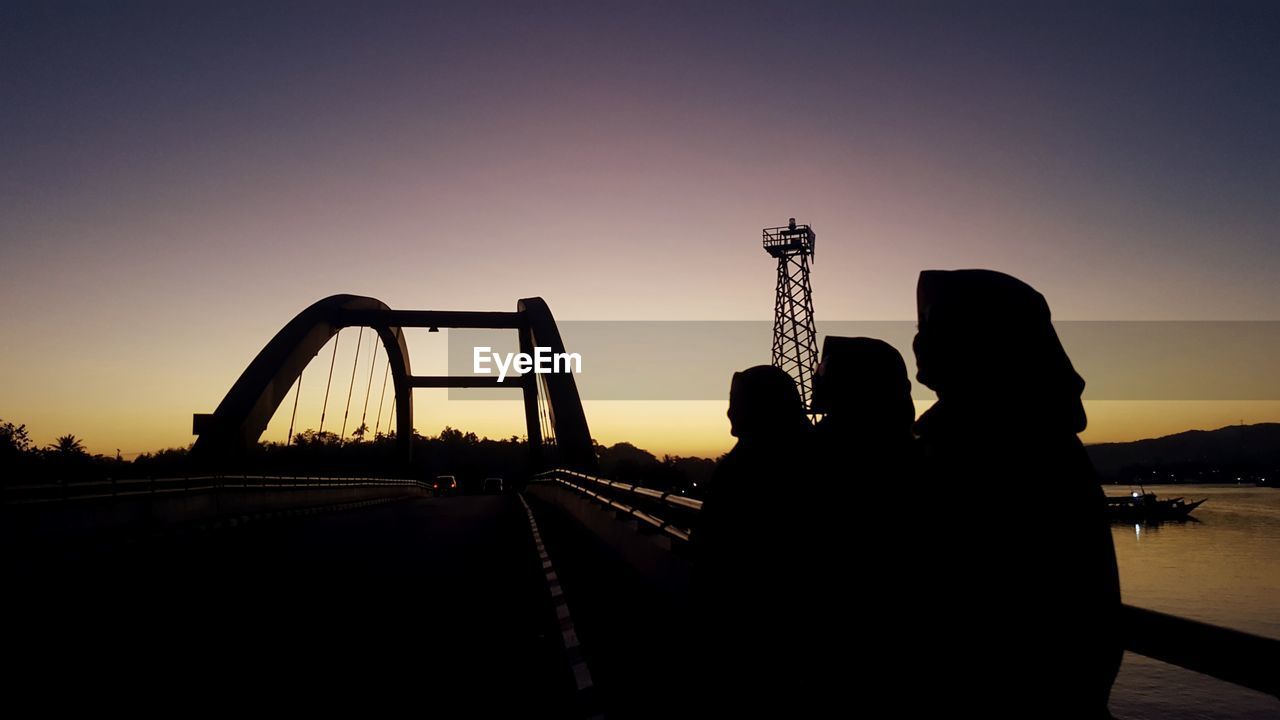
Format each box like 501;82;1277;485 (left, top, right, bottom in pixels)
192;295;595;470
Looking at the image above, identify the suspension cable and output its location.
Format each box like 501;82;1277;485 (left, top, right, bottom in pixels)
373;353;391;438
286;371;303;446
537;374;548;441
340;326;365;441
538;374;556;445
359;334;379;437
318;329;342;435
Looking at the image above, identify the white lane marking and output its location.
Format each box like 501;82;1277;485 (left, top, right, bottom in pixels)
518;493;598;698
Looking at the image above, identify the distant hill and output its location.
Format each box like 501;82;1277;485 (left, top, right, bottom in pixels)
1086;423;1280;482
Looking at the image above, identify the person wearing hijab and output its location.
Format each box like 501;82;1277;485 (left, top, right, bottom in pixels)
812;335;916;481
807;337;920;702
913;269;1121;718
690;365;814;714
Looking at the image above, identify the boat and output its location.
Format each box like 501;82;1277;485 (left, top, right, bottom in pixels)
1105;489;1206;522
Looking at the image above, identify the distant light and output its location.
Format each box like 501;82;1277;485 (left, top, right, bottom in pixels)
1132;491;1140;498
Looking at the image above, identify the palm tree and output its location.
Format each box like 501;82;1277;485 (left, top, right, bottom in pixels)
49;434;87;456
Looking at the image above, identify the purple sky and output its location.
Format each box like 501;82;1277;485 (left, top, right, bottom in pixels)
2;2;1278;455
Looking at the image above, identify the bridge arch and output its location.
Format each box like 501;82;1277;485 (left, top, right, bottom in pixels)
193;295;595;472
193;294;413;460
518;297;594;471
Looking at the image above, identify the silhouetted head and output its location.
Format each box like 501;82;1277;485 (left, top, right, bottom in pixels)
812;336;914;437
727;365;810;441
914;269;1086;432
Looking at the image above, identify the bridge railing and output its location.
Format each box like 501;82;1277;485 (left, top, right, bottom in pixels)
3;475;430;505
533;468;701;542
533;467;1279;700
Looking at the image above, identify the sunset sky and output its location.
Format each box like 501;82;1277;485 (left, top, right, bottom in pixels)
2;2;1278;458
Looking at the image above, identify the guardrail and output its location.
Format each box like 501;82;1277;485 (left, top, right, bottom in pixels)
534;467;1279;700
3;475;430;505
533;469;701;542
3;474;435;544
1121;605;1277;698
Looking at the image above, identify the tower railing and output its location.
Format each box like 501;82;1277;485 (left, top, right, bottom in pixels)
762;223;816;256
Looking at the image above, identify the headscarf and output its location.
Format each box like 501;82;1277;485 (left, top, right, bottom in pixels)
914;269;1087;434
812;336;915;438
727;365;811;440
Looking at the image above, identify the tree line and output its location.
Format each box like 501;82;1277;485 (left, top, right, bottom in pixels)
0;418;717;497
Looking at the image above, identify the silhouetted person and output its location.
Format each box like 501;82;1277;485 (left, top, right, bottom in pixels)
690;365;814;714
812;335;916;477
912;269;1122;718
808;336;919;695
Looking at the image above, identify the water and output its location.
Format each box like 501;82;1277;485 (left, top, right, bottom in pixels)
1105;484;1280;719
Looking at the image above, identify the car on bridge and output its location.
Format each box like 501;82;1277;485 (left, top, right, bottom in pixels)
433;475;458;497
482;477;504;494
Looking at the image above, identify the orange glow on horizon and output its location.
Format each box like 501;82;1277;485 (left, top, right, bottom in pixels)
10;395;1278;461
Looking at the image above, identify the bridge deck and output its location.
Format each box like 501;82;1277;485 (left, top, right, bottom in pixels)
9;495;584;713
